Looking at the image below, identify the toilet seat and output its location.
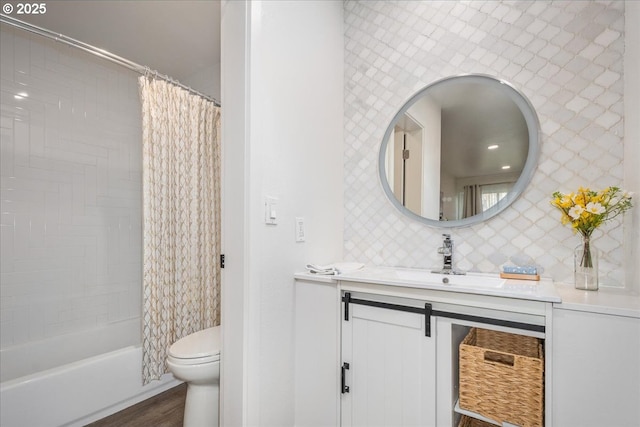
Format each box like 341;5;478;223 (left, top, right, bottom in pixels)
168;326;221;365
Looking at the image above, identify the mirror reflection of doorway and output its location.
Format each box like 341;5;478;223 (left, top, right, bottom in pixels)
392;115;423;215
385;107;441;219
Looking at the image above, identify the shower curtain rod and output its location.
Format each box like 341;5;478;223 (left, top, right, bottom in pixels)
0;14;221;107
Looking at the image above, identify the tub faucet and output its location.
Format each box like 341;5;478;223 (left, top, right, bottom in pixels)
433;234;465;275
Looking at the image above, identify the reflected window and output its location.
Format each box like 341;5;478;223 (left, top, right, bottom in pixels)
481;183;510;212
456;182;511;219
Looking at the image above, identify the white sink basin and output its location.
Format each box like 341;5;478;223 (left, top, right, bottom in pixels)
394;270;505;289
330;266;561;303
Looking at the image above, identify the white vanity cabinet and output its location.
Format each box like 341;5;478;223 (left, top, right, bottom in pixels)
341;292;436;426
551;304;640;427
337;277;555;427
294;269;560;427
293;276;341;427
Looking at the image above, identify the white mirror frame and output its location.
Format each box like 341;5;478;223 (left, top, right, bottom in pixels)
378;74;541;228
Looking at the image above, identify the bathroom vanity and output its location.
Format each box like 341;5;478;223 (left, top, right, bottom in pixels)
293;267;640;427
290;70;640;427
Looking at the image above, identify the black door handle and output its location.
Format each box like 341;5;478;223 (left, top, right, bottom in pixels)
341;362;350;393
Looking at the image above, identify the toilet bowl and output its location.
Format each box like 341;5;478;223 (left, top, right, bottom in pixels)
167;326;221;427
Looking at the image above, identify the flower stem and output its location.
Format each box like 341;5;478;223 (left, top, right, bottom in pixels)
581;236;593;268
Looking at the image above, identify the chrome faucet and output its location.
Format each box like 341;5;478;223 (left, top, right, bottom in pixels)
439;234;453;271
433;234;465;275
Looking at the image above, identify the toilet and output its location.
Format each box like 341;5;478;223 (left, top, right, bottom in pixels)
167;326;221;427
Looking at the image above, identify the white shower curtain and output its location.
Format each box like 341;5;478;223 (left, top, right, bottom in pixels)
139;77;221;384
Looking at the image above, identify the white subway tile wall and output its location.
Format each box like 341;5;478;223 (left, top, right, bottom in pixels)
343;1;626;286
0;26;142;380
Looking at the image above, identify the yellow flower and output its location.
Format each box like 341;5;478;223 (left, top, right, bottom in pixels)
573;193;585;206
559;195;572;208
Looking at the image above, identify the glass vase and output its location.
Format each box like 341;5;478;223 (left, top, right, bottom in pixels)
574;235;598;291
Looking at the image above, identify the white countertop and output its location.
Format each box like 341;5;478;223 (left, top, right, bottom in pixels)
553;283;640;318
294;271;337;283
295;267;640;318
296;266;561;303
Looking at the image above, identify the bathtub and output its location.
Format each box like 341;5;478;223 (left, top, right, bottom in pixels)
0;345;181;427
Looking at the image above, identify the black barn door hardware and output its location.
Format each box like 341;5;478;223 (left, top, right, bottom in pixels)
343;292;351;321
341;292;544;334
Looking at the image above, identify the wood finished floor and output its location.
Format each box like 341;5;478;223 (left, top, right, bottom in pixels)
86;383;186;427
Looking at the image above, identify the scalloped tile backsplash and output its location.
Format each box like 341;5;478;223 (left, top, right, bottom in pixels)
343;1;626;286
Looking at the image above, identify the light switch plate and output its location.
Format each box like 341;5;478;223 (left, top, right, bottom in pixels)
265;196;278;225
295;217;305;242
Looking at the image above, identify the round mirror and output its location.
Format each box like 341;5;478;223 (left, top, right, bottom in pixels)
379;74;540;228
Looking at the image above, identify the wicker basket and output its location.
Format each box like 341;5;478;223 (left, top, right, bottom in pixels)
457;415;497;427
459;328;544;427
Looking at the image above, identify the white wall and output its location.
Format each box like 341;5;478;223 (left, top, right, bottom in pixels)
181;62;221;103
220;1;249;426
221;1;344;425
178;1;221;102
343;1;632;288
624;1;640;290
0;24;142;381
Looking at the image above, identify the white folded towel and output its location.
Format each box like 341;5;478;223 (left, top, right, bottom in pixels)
305;262;365;275
305;264;338;275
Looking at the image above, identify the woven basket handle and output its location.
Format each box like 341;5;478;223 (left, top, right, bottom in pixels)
483;350;515;367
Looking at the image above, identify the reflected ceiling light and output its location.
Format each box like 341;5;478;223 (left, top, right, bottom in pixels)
14;92;28;100
487;144;499;150
501;165;511;170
